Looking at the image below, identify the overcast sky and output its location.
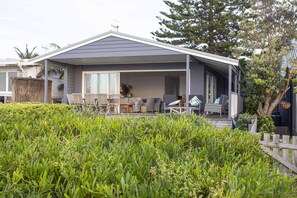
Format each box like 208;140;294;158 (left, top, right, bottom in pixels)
0;0;173;59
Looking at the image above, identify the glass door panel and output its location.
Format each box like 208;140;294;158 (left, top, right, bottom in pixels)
84;72;119;94
206;73;217;103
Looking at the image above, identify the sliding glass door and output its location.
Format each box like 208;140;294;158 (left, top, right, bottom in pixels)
83;72;120;94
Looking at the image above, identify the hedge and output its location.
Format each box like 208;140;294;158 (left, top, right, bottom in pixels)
0;104;296;197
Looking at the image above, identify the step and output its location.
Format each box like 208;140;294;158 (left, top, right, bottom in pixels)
210;120;233;129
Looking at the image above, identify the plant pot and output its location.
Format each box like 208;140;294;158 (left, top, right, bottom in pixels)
280;101;291;110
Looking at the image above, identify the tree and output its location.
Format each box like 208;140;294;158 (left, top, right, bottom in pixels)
239;0;297;116
14;44;39;59
152;0;251;57
36;43;63;79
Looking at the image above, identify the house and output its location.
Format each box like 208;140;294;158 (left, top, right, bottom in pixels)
26;31;242;119
0;59;22;103
279;41;297;136
0;58;63;103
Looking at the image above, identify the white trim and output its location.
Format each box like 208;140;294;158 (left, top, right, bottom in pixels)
0;71;17;93
82;69;186;74
25;31;239;66
82;71;120;95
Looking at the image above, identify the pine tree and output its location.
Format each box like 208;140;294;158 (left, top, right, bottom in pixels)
152;0;251;57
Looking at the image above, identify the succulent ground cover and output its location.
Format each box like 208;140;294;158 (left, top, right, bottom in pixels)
0;104;296;197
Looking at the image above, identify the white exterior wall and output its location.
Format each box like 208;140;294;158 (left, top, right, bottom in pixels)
23;66;40;78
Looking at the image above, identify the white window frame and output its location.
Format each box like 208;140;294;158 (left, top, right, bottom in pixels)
82;71;120;95
0;71;17;96
205;72;217;103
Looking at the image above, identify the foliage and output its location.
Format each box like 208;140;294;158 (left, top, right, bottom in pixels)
0;104;296;197
36;43;64;79
152;0;251;57
238;0;297;116
14;44;39;59
120;82;133;97
258;115;276;134
237;113;257;131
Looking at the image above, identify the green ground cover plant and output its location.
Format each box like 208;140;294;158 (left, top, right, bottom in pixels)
0;104;296;197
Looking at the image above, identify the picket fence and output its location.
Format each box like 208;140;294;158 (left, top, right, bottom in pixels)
259;133;297;174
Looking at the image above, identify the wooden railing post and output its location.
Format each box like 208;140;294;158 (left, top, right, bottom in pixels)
264;133;270;144
282;135;290;162
273;134;280;155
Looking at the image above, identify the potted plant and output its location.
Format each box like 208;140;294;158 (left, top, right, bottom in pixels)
280;101;291;110
120;83;133;98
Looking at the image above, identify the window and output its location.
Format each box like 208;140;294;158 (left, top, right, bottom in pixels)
0;72;6;91
0;71;17;92
83;72;119;94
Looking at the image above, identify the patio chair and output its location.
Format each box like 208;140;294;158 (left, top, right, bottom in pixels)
204;95;228;117
162;95;178;113
145;98;162;112
84;93;97;112
67;93;84;112
189;95;203;115
106;94;120;114
93;94;108;113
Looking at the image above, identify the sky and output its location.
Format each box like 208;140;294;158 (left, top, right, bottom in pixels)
0;0;173;59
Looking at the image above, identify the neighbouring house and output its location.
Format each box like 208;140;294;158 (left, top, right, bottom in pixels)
0;58;63;103
278;41;297;136
0;58;22;103
25;31;242;118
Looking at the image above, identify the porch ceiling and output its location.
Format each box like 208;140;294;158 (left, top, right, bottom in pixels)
50;54;187;65
194;56;230;76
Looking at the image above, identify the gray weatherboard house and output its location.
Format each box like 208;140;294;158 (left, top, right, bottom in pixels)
26;31;242;119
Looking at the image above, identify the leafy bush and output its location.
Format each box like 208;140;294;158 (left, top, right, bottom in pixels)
258;115;276;134
0;104;295;197
237;113;257;131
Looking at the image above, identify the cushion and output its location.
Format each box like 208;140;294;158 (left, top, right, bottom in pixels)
189;96;202;106
168;100;180;106
214;97;221;104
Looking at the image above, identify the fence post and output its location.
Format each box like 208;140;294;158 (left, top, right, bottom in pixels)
283;135;290;162
264;133;270;144
293;136;297;166
273;134;280;155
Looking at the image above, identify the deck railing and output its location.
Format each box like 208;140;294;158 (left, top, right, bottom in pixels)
260;133;297;174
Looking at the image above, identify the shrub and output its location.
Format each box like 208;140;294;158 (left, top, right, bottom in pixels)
237;113;257;131
258;115;276;134
0;104;295;197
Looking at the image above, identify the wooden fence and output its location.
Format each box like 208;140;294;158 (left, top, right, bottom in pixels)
12;77;52;103
260;133;297;174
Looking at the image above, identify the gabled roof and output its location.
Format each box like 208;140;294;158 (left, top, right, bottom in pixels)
26;31;238;67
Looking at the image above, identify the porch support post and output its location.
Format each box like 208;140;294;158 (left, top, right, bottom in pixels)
234;74;238;93
63;65;68;103
238;70;241;95
228;65;232;120
186;54;190;113
44;59;48;103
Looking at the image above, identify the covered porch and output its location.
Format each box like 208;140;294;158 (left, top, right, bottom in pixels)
26;31;241;119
